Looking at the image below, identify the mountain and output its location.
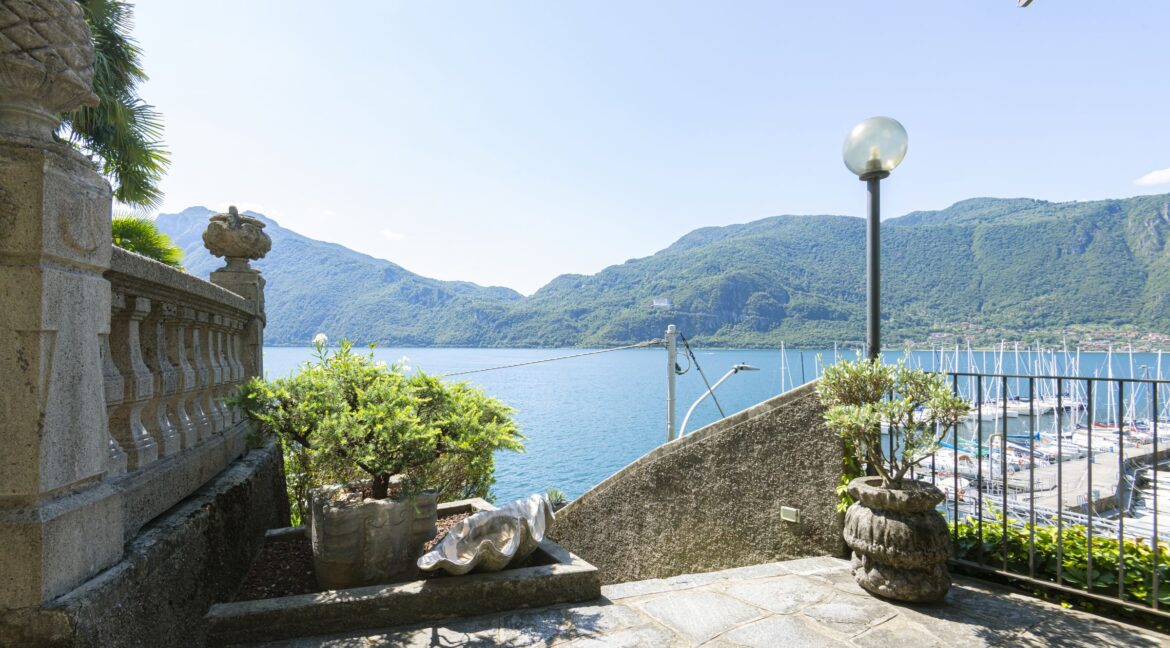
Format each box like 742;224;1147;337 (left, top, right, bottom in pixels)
157;194;1170;348
156;207;523;346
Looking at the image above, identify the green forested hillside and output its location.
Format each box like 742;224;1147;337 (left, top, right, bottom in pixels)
156;207;523;347
157;194;1170;348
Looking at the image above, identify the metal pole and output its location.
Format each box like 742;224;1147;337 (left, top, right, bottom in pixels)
863;173;886;482
866;176;881;361
666;324;678;442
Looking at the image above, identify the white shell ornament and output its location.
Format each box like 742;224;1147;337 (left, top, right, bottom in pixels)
417;493;556;575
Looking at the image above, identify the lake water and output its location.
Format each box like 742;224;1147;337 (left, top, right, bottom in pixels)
261;345;1170;502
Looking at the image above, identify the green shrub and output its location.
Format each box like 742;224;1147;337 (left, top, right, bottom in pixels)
230;340;523;523
953;513;1170;609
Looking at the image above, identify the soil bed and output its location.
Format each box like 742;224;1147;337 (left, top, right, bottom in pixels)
235;532;318;600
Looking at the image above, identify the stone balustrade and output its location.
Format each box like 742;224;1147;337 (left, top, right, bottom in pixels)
98;246;266;540
103;247;258;471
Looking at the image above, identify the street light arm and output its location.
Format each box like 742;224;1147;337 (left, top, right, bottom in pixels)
676;364;759;438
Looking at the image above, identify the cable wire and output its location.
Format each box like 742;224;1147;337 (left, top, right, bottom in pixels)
674;346;691;376
438;339;664;378
679;331;725;418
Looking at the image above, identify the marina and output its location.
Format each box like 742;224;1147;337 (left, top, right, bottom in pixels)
914;391;1170;543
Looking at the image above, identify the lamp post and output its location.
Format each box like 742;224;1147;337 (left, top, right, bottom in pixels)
843;117;908;361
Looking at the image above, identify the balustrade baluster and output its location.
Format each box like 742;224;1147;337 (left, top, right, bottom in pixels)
201;311;225;434
221;314;237;425
235;318;250;419
208;313;228;430
108;294;159;468
189;310;217;439
100;292;128;477
141;303;180;456
224;317;244;423
167;306;198;448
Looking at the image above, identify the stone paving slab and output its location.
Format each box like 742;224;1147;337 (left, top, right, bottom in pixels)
239;557;1169;647
636;590;763;644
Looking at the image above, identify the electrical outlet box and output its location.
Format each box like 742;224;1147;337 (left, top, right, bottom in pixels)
780;506;801;523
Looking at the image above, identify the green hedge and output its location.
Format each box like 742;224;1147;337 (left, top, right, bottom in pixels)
952;513;1170;609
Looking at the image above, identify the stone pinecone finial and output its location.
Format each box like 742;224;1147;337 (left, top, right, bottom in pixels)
0;0;100;138
203;205;272;271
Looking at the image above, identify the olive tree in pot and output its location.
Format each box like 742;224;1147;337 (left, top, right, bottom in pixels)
232;340;523;589
818;359;969;602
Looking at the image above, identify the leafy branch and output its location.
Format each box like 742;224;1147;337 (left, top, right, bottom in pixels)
819;358;969;489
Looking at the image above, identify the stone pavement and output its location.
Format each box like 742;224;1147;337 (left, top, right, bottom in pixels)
245;556;1168;647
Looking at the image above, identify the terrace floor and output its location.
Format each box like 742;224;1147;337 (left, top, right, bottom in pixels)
247;556;1167;647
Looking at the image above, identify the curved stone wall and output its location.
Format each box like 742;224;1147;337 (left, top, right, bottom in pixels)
550;382;846;585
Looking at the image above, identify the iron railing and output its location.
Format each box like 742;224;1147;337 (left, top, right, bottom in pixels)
906;372;1170;618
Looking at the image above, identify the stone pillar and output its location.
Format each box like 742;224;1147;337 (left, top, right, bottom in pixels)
206;206;270;381
0;0;125;610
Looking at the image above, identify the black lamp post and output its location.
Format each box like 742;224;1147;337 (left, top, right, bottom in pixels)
843;116;908;361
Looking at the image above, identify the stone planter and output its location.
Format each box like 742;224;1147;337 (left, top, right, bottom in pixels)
206;499;601;646
842;476;951;602
308;483;437;589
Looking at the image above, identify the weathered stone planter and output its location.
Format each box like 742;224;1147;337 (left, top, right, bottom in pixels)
309;483;438;589
843;476;951;602
206;499;600;646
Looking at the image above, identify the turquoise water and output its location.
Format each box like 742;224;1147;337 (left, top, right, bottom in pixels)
261;345;1169;502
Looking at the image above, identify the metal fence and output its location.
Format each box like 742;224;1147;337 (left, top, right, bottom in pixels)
906;372;1170;618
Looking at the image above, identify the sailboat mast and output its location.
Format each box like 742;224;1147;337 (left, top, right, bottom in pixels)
1128;344;1138;425
779;341;786;394
1106;347;1115;425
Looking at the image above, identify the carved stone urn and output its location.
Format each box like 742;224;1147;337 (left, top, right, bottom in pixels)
0;0;100;140
202;206;272;271
842;476;951;602
308;482;438;589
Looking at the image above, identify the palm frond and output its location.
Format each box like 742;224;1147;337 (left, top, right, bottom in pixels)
112;215;184;268
62;0;170;209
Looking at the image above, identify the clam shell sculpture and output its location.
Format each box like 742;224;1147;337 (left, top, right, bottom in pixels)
417;493;555;575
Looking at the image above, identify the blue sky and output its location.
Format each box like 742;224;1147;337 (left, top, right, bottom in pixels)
135;1;1170;294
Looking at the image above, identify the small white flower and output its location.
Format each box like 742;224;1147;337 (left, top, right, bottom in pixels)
375;360;387;369
313;333;328;345
398;355;411;372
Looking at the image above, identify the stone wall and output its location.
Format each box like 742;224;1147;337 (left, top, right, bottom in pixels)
0;440;288;648
550;382;846;585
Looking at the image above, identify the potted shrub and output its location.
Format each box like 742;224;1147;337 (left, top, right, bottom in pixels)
232;340;523;589
818;358;969;602
546;488;568;513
